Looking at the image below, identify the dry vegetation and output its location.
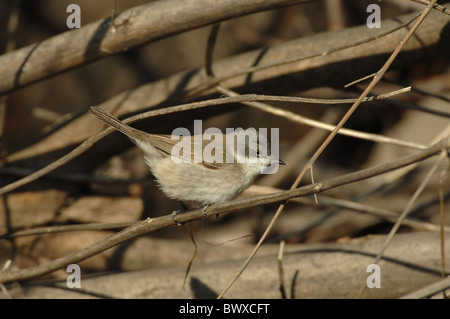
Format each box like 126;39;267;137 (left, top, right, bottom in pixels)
0;0;449;299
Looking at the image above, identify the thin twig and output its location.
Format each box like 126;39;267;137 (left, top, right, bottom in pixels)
216;86;426;151
290;270;299;299
217;0;439;298
0;0;312;96
410;0;450;15
0;260;12;299
0;165;149;185
382;78;450;105
282;193;450;233
188;11;422;98
345;73;377;88
183;224;197;288
0;0;21;157
1;136;448;284
357;146;447;298
205;24;221;78
399;276;450;299
277;240;287;299
0;91;419;196
4;188;447;240
0;222;134;239
438;154;449;298
4;8;446;167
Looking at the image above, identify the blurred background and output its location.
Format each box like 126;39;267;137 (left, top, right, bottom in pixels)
0;0;449;286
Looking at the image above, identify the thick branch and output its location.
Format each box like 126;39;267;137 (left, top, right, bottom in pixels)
0;136;448;284
5;8;450;165
8;232;450;298
0;0;306;96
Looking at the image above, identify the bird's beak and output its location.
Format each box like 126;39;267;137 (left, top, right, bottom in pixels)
278;159;286;165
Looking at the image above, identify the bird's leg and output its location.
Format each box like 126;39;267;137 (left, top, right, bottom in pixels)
171;201;188;226
201;204;209;218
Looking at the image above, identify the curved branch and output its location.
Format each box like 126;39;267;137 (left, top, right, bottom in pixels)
5;8;450;164
0;135;448;284
0;0;308;96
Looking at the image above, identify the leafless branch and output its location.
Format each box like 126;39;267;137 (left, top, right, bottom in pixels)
0;0;310;96
0;90;421;196
358;150;447;297
4;8;449;164
400;275;450;299
217;0;441;298
0;134;448;284
410;0;450;15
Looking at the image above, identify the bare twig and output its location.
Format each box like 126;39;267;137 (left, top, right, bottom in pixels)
0;91;421;196
5;9;448;165
0;222;134;239
358;146;447;298
217;0;440;298
0;0;310;96
399;276;450;299
183;225;198;288
277;240;287;299
438;154;449;297
215;86;426;151
410;0;450;15
205;24;221;78
111;0;118;28
291;270;300;299
188;10;423;98
0;136;448;284
0;260;12;299
285;193;449;233
0;165;148;185
382;78;450;105
0;0;21;157
4;187;447;240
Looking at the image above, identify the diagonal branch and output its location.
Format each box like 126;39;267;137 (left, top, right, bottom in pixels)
4;8;449;164
216;0;442;298
0;0;310;96
0;135;448;285
0;91;421;196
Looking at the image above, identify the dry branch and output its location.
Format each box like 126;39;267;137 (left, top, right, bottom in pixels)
400;275;450;299
0;91;424;196
5;8;450;165
0;0;308;96
6;232;450;298
0;136;448;284
217;0;444;297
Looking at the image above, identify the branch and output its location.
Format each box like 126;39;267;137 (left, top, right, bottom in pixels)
5;8;450;164
0;91;421;196
411;0;450;15
217;0;443;297
0;0;308;96
400;275;450;299
7;232;448;298
216;86;427;150
0;135;448;284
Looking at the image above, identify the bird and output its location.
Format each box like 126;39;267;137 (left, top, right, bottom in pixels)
90;106;284;219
